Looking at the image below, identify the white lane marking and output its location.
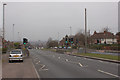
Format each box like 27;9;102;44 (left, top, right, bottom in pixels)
32;62;40;79
41;65;45;69
98;69;119;78
39;64;48;71
65;59;68;62
78;63;83;67
36;61;40;64
58;57;60;59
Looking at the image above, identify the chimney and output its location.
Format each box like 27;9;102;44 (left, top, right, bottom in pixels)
94;31;97;34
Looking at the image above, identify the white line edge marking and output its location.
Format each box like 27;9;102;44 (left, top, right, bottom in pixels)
78;63;83;67
32;62;40;79
99;61;103;62
98;69;119;78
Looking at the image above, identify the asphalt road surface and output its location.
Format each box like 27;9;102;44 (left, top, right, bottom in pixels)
30;49;119;78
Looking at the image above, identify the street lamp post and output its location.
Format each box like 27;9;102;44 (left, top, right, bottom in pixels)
85;8;87;53
2;3;7;48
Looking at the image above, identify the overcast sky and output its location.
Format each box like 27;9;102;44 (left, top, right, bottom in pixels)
0;2;118;41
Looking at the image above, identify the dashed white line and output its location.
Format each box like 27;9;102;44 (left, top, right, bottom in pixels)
78;63;83;67
65;59;68;62
58;57;60;59
98;69;119;78
36;61;40;64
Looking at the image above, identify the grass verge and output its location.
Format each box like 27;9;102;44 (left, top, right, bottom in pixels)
74;53;120;61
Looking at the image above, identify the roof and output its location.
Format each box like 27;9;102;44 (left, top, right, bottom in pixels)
91;31;116;39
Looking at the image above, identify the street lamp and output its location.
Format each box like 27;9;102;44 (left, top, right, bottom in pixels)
84;8;87;53
2;3;7;48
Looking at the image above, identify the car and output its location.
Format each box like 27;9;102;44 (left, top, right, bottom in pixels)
9;49;23;62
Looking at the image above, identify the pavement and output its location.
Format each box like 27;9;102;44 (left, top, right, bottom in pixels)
30;49;120;78
2;53;39;79
0;50;2;80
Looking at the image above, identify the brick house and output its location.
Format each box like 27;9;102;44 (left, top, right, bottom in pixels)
91;31;117;44
116;32;120;44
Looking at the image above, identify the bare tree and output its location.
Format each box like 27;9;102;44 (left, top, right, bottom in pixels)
46;37;58;48
102;27;110;32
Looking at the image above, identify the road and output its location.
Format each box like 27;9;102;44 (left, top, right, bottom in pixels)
30;49;119;78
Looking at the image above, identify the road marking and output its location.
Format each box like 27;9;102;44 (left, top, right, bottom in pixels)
78;63;83;67
65;59;68;62
99;61;103;62
36;61;40;64
98;69;119;78
39;64;48;71
58;57;60;59
32;62;40;79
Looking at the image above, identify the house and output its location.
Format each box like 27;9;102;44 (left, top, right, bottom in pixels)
91;31;117;44
116;32;120;44
0;36;2;48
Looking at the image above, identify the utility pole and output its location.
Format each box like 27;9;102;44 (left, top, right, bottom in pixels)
69;26;72;48
2;3;7;48
58;32;60;47
69;26;72;36
13;24;15;42
18;32;21;42
85;8;87;53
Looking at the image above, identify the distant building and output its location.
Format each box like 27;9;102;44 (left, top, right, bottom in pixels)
91;31;117;44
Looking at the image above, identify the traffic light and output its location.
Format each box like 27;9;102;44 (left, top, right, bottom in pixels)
65;38;68;43
69;38;71;42
23;38;28;44
71;38;73;43
76;39;78;44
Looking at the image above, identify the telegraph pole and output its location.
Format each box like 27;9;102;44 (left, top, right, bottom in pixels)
85;8;87;53
13;24;15;42
18;32;21;42
58;32;60;47
69;26;72;36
